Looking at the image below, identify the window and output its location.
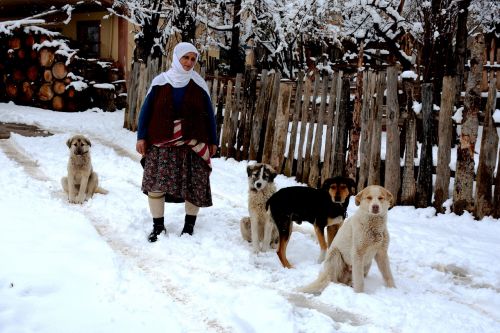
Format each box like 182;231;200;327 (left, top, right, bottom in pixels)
77;21;100;58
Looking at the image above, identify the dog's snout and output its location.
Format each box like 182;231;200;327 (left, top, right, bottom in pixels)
255;181;262;189
371;204;380;214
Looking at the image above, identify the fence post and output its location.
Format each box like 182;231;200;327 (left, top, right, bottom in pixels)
295;76;313;183
220;79;233;157
475;78;498;219
284;71;304;176
384;66;400;202
238;67;258;161
400;77;416;205
226;73;243;159
270;82;293;172
453;33;484;215
415;83;434;208
309;74;330;187
321;71;340;184
249;70;270;161
368;70;386;186
302;72;321;182
434;75;456;212
331;74;350;179
357;70;375;192
262;71;282;165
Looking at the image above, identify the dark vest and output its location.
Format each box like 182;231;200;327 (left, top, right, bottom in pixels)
147;80;212;144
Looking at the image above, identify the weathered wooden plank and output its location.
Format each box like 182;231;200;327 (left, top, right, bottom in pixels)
400;78;416;205
321;71;340;184
249;70;270;161
331;74;349;179
295;76;313;183
434;75;456;212
384;66;400;201
284;71;304;176
302;72;321;183
453;34;484;215
308;75;330;187
368;71;385;186
270;82;293;172
357;70;375;192
215;81;225;146
239;67;258;161
346;65;364;182
226;74;243;158
262;72;281;165
220;79;234;157
415;83;434;208
475;78;498;219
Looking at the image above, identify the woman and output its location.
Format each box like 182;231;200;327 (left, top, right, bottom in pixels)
136;42;217;242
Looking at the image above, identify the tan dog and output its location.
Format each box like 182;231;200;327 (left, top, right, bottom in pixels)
299;185;395;294
240;163;279;252
61;134;107;204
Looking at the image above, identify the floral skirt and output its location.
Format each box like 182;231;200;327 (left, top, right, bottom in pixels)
141;145;213;207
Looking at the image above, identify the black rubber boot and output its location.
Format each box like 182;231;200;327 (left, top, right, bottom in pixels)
181;215;197;236
148;217;166;242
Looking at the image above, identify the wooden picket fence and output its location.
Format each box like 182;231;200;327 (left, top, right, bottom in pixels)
205;65;500;220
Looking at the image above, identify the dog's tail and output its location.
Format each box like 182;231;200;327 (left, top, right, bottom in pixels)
296;248;344;295
297;269;331;295
95;187;109;195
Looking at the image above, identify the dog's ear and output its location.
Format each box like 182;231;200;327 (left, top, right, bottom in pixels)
267;165;278;181
383;188;395;207
66;138;72;148
84;137;92;147
320;178;332;191
354;188;364;206
247;164;257;177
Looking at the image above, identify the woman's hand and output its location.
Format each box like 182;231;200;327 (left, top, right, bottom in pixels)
136;139;147;156
209;144;218;157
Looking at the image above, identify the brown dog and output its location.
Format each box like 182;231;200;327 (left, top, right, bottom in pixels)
265;176;356;268
299;185;396;294
61;134;107;204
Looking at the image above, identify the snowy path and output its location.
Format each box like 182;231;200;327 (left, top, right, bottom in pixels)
1;105;499;333
0;133;366;331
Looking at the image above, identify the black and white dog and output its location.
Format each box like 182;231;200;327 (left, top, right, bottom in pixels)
265;176;356;268
240;163;279;252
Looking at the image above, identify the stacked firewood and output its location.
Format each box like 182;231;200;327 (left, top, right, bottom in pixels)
0;28;126;112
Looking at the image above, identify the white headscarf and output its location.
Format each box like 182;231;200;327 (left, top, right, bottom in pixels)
149;42;210;96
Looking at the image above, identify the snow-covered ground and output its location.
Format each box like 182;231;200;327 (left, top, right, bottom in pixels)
0;102;499;333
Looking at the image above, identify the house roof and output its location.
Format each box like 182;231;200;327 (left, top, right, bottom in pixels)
0;0;113;19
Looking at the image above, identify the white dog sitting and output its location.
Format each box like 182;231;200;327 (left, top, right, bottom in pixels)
299;185;396;294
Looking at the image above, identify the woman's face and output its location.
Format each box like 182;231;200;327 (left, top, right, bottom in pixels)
179;52;197;71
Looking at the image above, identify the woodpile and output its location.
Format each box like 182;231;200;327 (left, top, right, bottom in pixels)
0;27;126;112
